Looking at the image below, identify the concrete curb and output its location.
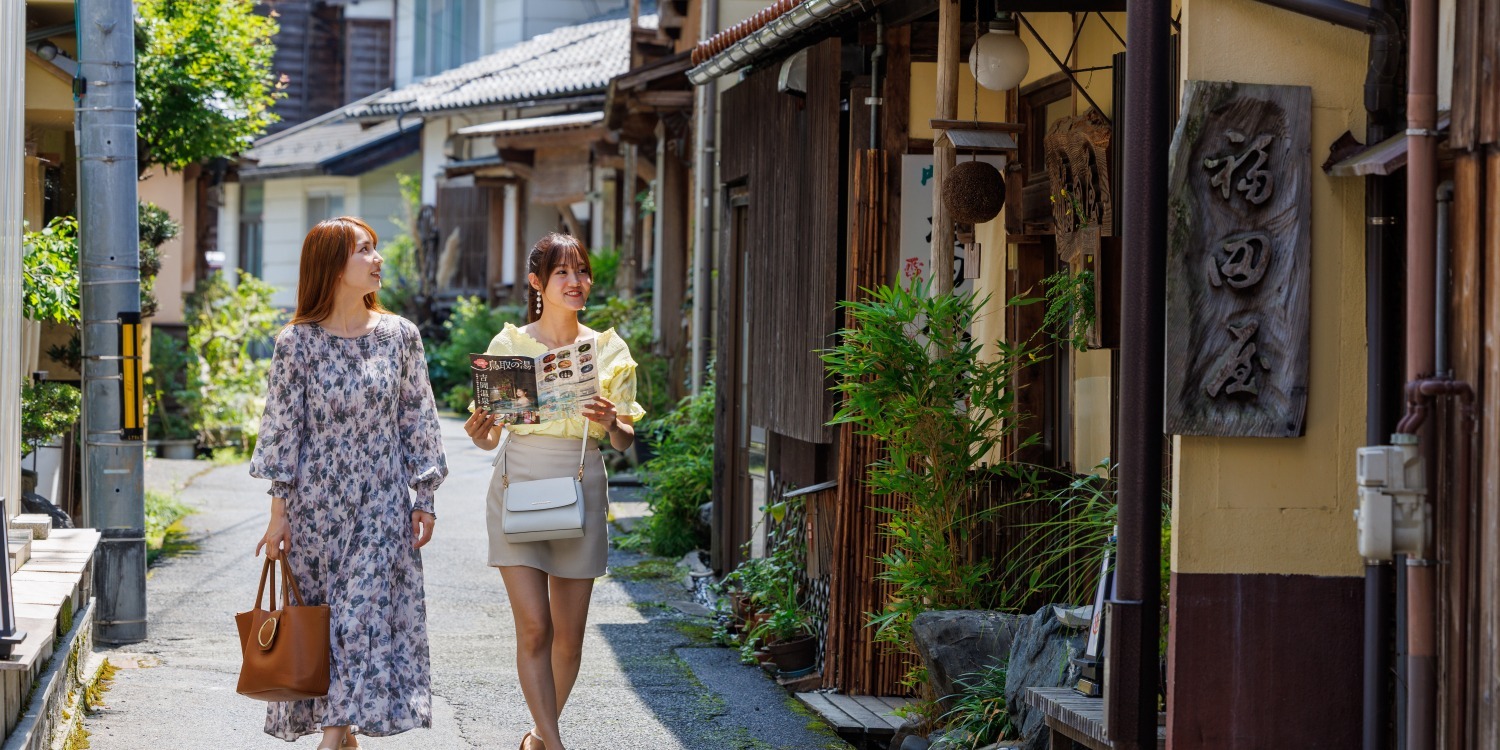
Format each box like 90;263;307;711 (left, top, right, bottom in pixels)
2;598;94;750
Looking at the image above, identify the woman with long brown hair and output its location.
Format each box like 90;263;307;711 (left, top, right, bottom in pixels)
251;217;448;748
463;233;643;750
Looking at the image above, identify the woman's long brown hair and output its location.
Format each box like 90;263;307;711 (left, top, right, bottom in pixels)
287;216;390;327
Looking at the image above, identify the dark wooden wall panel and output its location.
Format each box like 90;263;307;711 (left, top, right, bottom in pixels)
436;185;496;297
719;39;842;445
1168;573;1363;749
345;19;393;103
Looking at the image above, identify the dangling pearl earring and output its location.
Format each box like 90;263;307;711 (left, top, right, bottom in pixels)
534;292;542;317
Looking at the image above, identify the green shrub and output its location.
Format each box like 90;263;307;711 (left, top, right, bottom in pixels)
182;271;282;450
146;330;194;440
584;295;672;420
939;661;1015;748
20;381;80;458
429;296;525;411
821;277;1039;687
376;174;425;322
635;383;715;557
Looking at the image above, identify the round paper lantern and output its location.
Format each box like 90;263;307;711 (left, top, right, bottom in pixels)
969;27;1030;91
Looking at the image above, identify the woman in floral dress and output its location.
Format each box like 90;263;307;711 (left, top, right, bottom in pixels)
251;217;449;749
463;233;643;750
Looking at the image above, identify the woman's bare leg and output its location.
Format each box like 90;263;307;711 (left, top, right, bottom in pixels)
316;725;352;749
500;566;564;749
547;576;595;715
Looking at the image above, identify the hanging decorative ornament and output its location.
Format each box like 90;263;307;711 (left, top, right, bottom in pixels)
943;160;1006;225
969;19;1031;92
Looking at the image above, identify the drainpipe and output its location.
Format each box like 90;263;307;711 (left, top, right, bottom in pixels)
869;16;884;150
1106;0;1168;743
690;0;719;395
1399;0;1439;743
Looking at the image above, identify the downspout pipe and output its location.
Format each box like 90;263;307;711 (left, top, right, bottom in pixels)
869;16;884;150
1106;0;1168;744
1248;1;1403;747
1399;0;1440;744
690;0;719;394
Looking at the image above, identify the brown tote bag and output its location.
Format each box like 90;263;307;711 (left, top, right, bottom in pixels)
235;557;331;701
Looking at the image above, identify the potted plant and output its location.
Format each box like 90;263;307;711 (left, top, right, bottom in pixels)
146;329;197;459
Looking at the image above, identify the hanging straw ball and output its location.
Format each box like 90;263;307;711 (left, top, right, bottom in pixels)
942;159;1006;225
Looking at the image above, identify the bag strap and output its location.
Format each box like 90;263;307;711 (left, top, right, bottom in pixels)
278;558;309;607
498;426;591;487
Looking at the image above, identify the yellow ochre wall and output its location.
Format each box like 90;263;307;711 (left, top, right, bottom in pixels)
1173;0;1368;577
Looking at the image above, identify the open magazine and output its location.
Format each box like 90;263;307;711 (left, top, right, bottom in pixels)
471;337;600;424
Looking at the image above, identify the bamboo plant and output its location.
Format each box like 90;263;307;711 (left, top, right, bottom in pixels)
821;278;1039;685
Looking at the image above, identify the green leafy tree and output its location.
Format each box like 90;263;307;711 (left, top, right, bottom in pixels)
21;217;80;326
135;0;281;169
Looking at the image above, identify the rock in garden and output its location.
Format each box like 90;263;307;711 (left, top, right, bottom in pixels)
890;715;932;750
1004;604;1088;750
898;734;933;750
912;610;1026;708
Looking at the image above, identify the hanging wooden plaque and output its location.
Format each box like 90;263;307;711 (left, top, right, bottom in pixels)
1164;81;1312;438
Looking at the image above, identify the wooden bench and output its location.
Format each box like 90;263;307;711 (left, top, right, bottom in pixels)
1025;687;1165;750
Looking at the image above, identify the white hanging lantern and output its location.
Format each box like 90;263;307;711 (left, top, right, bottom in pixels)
968;22;1031;92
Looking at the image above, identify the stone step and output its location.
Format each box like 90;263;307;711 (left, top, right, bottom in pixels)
8;529;33;573
9;514;51;542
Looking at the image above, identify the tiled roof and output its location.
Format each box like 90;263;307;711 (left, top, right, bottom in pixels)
454;111;606;139
347;15;659;119
242;116;415;171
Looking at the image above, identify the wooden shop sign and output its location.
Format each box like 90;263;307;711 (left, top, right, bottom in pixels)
1164;81;1312;438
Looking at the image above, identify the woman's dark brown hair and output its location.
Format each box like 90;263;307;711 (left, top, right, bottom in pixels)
288;216;389;327
527;233;592;323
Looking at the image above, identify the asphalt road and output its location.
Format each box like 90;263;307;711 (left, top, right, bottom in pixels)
83;417;851;750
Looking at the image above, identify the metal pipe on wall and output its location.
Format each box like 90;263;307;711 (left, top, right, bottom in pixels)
690;0;719;395
77;0;148;643
1107;0;1169;743
1402;0;1440;739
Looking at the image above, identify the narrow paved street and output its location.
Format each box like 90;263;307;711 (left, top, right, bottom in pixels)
83;417;850;749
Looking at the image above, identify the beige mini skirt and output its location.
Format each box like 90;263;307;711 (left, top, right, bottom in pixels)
485;431;609;579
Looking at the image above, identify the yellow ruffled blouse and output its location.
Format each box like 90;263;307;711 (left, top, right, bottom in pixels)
475;323;645;440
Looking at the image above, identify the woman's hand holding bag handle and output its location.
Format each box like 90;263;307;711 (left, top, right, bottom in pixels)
235;557;330;701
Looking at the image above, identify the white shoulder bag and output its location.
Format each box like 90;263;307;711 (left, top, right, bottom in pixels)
496;430;589;542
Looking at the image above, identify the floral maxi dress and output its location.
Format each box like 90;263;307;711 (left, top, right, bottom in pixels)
249;314;449;741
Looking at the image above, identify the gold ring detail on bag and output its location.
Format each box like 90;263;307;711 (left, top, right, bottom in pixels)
258;618;279;649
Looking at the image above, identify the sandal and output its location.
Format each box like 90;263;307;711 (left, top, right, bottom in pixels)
521;730;545;750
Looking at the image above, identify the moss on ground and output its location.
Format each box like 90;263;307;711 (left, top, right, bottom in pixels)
610;557;681;582
670;619;717;646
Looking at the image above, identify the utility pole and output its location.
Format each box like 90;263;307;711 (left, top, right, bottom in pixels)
77;0;147;643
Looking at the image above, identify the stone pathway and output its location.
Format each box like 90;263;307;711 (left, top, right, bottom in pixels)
82;417;851;750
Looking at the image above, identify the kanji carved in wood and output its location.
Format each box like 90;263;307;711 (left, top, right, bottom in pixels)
1165;81;1311;438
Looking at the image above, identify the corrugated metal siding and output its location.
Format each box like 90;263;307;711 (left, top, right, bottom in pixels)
720;39;842;445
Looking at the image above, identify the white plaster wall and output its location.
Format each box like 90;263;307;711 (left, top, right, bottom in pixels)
219;182;242;279
260;176;363;309
346;0;395;21
359;154;420;247
420;119;451;204
1;0;24;518
395;0;417;87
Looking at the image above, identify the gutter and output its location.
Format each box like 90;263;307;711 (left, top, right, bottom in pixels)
686;0;864;85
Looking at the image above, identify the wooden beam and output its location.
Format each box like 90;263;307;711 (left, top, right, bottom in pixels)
491;126;608;152
931;0;960;294
637;90;696;109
